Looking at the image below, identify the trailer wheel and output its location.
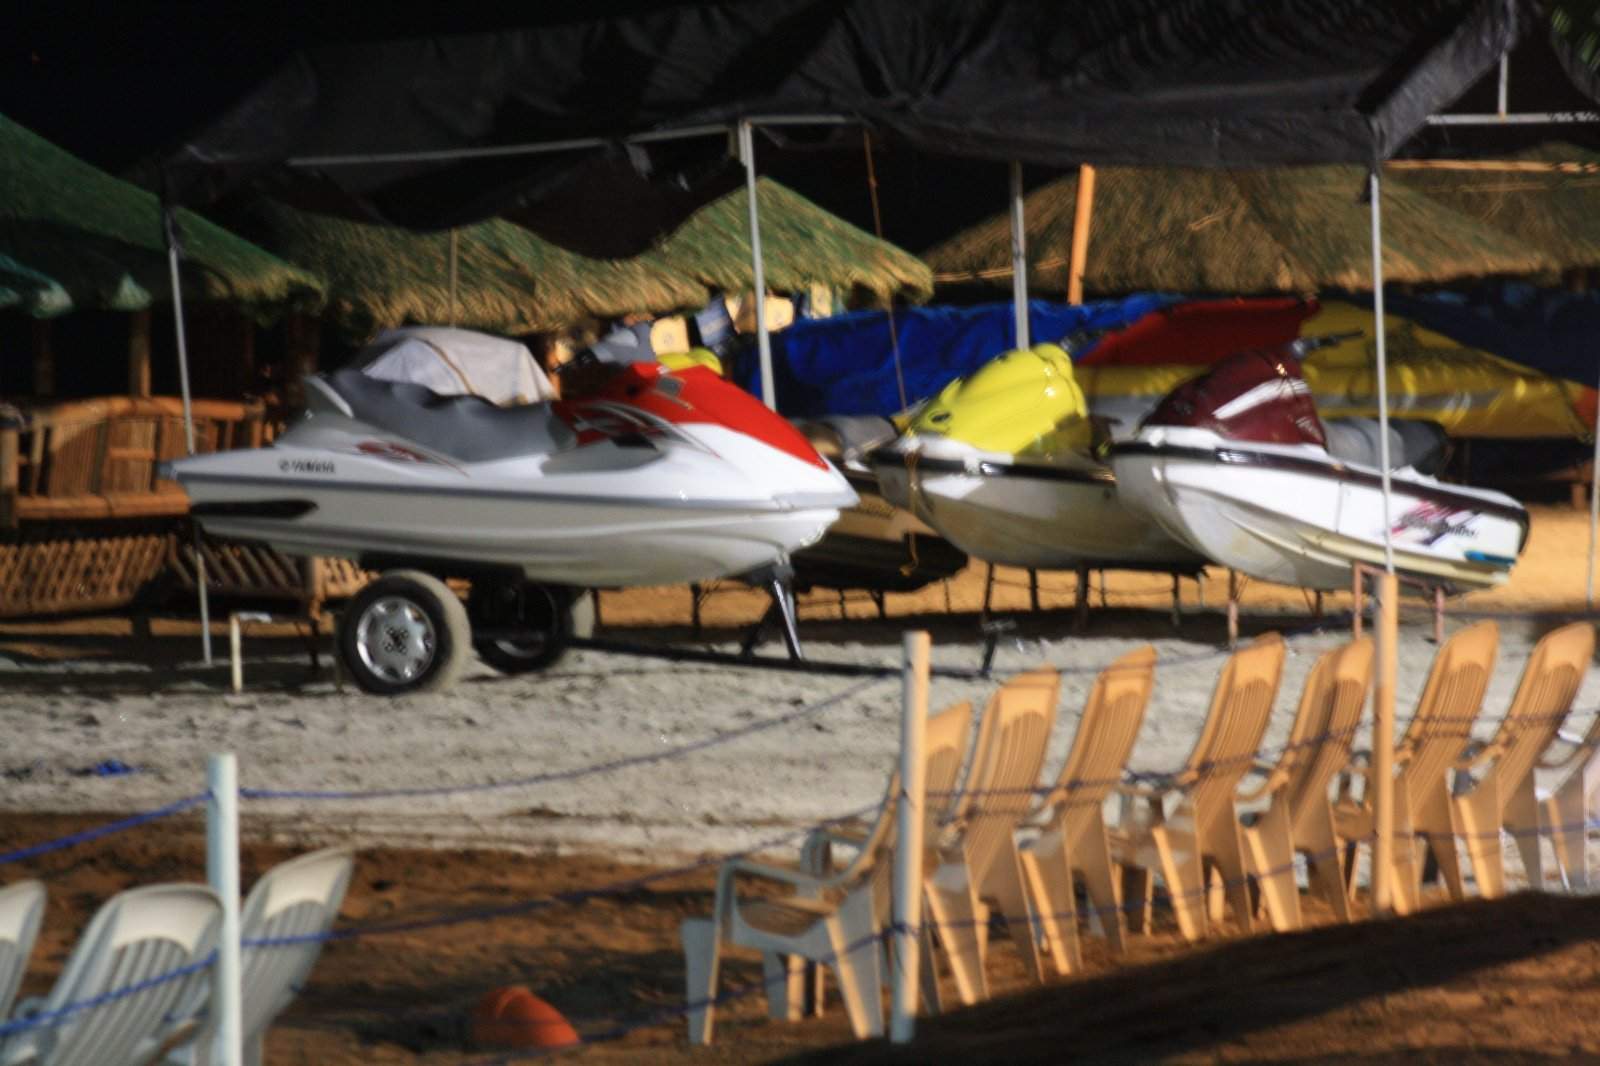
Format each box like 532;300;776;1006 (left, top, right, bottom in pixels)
471;582;594;675
339;569;471;695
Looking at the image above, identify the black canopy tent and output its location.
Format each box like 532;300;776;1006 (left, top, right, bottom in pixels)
151;1;1600;1013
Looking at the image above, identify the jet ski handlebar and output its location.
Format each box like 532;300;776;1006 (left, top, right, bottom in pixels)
1286;330;1363;359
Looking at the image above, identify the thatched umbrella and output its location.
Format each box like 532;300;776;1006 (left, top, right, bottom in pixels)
0;114;323;318
244;202;710;340
1390;144;1600;271
926;166;1558;296
646;179;933;305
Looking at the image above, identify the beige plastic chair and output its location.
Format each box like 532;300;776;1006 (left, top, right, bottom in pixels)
1238;637;1374;932
923;667;1059;1005
1017;646;1156;975
0;883;221;1066
1333;620;1499;916
1109;633;1287;943
681;701;973;1045
167;847;355;1066
1540;702;1600;891
1429;623;1593;899
0;883;45;1024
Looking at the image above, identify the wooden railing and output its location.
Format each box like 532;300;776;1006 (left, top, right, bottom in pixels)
1;396;266;527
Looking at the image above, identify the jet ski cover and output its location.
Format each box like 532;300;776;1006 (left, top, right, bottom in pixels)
358;327;555;406
1143;350;1327;447
327;368;575;463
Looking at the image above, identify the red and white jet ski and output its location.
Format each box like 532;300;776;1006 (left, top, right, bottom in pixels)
1110;347;1527;592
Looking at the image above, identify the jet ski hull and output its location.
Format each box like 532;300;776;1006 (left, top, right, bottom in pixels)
871;447;1204;570
1111;427;1528;591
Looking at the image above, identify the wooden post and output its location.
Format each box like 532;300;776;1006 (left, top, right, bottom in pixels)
1351;567;1364;640
1372;571;1400;914
0;410;19;529
890;630;931;1042
1226;569;1240;648
30;319;53;397
128;309;153;398
1066;164;1097;304
1028;568;1040;612
284;313;321;412
1073;564;1090;633
1432;586;1445;645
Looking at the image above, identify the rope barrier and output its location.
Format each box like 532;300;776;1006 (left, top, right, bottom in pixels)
0;953;216;1039
239;674;888;802
0;793;208;868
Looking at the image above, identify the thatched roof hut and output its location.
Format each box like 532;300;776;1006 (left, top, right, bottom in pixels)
646;179;933;304
1391;144;1600;271
244;202;710;339
0;114;323;318
248;178;930;340
926;166;1558;296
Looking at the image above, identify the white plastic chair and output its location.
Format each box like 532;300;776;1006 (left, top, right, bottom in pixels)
0;883;221;1066
167;848;355;1066
0;883;46;1023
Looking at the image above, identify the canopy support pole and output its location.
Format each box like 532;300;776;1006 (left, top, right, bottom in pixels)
1589;362;1600;608
166;206;213;666
1009;161;1029;348
448;228;459;327
1368;170;1395;914
1066;164;1096;305
738;120;776;410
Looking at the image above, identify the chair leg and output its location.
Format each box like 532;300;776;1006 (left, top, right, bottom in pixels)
1389;799;1424;917
1506;774;1543;893
1208;821;1255;934
762;953;806;1021
1019;837;1081;977
1415;782;1465;903
244;1032;265;1066
1547;781;1589;891
1080;821;1126;953
681;917;721;1045
1455;786;1505;900
1120;863;1153;935
923;880;988;1006
990;841;1048;982
1303;804;1352;923
828;887;884;1038
918;922;943;1015
1151;824;1207;942
1243;803;1302;933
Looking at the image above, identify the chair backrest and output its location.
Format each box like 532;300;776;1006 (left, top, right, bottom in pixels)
1186;634;1287;819
1479;622;1594;797
237;848;356;1048
1397;620;1499;801
925;701;975;829
26;883;221;1066
1279;637;1374;824
1047;646;1156;825
956;668;1060;883
0;881;46;1020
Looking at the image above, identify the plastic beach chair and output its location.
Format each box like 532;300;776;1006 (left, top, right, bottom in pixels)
1538;675;1600;891
0;883;221;1066
1431;623;1592;899
166;847;355;1066
795;701;974;1017
1108;634;1286;943
923;667;1059;1004
0;883;45;1023
1333;620;1498;916
1017;646;1156;973
1238;637;1374;931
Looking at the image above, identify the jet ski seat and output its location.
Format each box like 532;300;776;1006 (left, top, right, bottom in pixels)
324;368;577;463
1323;418;1448;476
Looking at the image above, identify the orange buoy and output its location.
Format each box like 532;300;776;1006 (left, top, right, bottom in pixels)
470;985;581;1050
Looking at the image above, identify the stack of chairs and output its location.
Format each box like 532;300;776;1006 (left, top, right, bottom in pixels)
682;618;1599;1041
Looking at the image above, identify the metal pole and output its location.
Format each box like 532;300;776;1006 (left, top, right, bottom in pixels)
1497;52;1509;118
1368;170;1397;914
890;630;930;1042
448;228;459;327
206;753;243;1066
1370;171;1396;575
739;120;776;410
1009;160;1030;349
1589;362;1600;608
166;206;213;665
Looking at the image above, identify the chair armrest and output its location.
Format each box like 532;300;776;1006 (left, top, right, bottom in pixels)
1453;738;1501;772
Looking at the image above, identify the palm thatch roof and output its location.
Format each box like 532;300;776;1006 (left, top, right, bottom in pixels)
0;114;323;318
245;202;711;340
645;179;933;304
1391;144;1600;271
926;166;1559;296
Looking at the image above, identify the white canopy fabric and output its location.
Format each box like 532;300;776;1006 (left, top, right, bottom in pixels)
358;326;555;406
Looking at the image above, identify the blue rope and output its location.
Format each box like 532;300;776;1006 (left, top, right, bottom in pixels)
0;793;208;868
